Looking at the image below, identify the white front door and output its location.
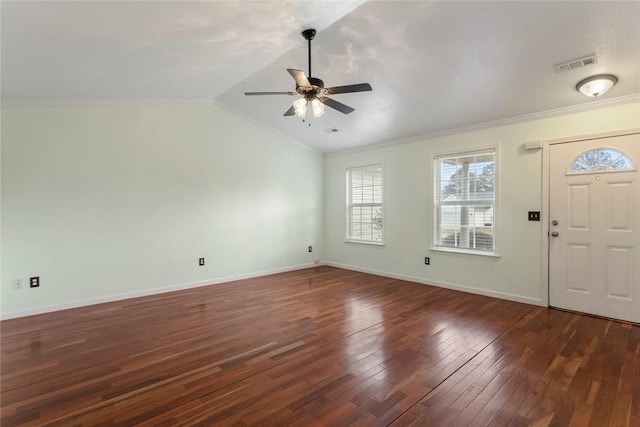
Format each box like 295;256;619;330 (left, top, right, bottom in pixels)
549;133;640;323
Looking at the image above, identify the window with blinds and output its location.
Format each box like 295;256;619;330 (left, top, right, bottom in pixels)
346;164;383;243
434;149;495;253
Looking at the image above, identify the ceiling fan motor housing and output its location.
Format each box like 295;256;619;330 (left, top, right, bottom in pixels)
297;77;325;99
308;77;324;88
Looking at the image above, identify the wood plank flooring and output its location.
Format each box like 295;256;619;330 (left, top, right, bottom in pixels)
1;266;638;426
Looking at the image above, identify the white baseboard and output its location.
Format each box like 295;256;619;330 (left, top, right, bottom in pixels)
0;262;321;320
1;260;543;320
325;262;545;307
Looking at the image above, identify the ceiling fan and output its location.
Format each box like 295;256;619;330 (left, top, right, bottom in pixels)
244;29;372;119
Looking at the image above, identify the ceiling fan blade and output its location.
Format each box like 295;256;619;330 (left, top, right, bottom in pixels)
245;91;296;96
287;69;311;88
324;83;372;95
318;97;354;114
284;106;296;116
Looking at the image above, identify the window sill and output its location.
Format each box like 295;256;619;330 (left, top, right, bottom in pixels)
430;247;500;259
344;239;385;247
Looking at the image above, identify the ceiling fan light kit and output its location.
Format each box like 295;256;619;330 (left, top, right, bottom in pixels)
311;98;325;117
245;29;372;120
575;74;618;98
293;97;306;118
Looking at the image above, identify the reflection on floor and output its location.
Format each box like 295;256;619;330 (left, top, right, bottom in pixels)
1;266;638;426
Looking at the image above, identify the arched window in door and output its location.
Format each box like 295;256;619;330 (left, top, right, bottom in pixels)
568;148;634;174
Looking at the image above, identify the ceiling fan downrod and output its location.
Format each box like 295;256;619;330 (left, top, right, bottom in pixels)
302;29;316;78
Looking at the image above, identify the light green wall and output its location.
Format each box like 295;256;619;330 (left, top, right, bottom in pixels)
2;101;638;317
324;102;640;305
1;104;324;317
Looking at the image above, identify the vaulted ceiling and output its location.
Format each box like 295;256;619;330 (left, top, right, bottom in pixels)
2;1;639;152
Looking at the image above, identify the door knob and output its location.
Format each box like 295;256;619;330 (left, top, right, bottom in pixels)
551;231;559;237
551;220;559;226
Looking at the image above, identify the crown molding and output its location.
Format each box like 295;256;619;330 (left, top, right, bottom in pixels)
0;98;215;109
325;93;640;157
2;93;638;158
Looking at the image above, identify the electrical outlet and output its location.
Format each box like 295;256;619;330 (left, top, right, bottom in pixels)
528;211;541;221
199;258;205;266
308;246;313;253
13;279;23;290
30;276;40;288
313;258;320;264
424;257;430;265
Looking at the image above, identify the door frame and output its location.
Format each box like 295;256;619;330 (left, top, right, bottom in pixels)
541;127;640;308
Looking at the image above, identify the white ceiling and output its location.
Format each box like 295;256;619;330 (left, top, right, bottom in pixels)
2;1;640;153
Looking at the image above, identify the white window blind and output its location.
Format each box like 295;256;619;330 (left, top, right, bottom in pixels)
346;164;383;243
434;149;495;253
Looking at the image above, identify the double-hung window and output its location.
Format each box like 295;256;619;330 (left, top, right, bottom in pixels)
434;149;495;254
346;164;383;243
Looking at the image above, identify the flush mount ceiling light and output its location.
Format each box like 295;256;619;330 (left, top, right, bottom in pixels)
575;74;618;98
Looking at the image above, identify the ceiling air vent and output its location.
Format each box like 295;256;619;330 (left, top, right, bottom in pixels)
554;55;598;73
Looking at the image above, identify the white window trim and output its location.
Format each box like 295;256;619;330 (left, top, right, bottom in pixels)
345;162;385;245
431;146;498;256
430;247;500;258
344;239;385;246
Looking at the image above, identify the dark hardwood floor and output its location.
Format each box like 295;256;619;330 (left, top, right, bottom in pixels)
1;266;638;426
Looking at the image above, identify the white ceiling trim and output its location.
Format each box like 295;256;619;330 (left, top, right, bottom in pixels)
212;98;324;156
3;93;638;158
0;98;216;109
324;93;640;157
